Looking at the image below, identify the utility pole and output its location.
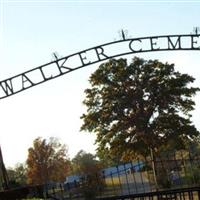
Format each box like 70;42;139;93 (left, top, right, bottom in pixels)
0;146;9;190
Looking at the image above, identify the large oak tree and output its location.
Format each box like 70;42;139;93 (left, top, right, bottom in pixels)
81;57;200;160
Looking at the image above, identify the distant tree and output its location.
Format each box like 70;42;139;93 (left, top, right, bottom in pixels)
14;163;27;185
6;168;18;188
26;137;70;185
71;150;104;200
71;150;100;175
81;57;200;160
7;163;27;188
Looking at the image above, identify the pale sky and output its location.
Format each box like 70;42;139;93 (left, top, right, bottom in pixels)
0;1;200;167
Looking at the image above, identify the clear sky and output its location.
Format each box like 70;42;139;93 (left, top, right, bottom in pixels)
0;0;200;167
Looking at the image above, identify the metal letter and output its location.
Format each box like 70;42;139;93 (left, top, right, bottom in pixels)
38;67;49;81
167;36;181;49
94;46;109;61
150;37;160;50
0;79;14;96
22;74;34;89
79;51;91;65
129;39;142;52
191;35;200;49
58;57;73;73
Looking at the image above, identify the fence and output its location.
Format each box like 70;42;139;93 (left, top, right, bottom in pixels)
97;187;200;200
1;150;200;199
42;150;200;199
0;185;44;200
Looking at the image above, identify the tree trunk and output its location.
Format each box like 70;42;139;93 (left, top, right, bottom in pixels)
150;148;158;190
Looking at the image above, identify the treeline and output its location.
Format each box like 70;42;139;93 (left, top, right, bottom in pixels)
3;136;116;190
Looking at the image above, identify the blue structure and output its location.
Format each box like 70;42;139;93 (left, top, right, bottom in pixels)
65;161;144;185
102;162;144;177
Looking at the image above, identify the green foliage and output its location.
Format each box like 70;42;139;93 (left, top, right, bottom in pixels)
7;163;27;188
71;150;104;199
71;150;99;174
184;164;200;185
157;168;171;188
79;174;105;200
81;57;200;159
138;163;152;172
97;148;123;167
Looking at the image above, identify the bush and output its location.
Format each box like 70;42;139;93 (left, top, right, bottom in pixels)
184;165;200;185
79;173;105;200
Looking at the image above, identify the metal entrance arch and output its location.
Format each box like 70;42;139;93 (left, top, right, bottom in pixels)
0;33;200;100
0;32;200;198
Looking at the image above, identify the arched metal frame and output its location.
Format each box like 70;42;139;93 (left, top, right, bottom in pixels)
0;33;200;100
